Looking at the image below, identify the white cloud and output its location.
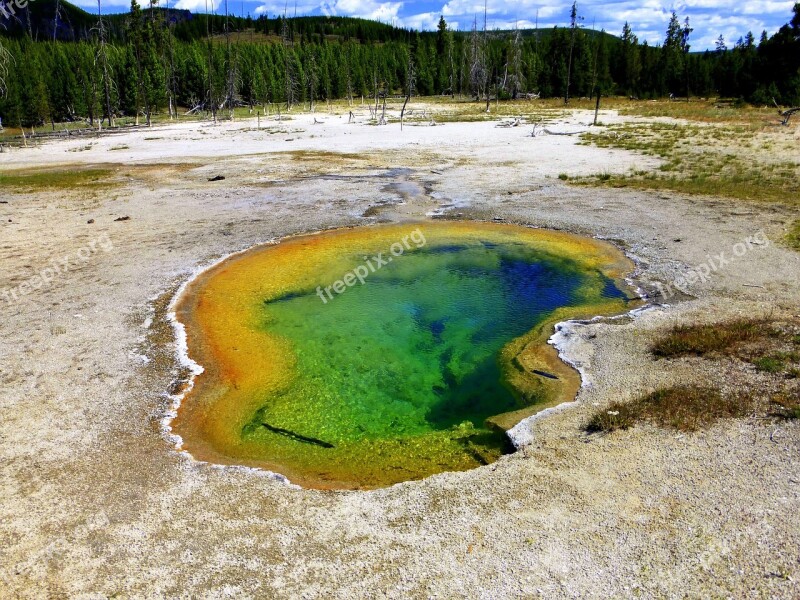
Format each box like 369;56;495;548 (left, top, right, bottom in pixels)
402;11;442;29
71;0;138;9
324;0;404;22
174;0;222;10
430;0;794;47
252;0;319;16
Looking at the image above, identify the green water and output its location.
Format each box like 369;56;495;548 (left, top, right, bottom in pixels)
239;239;625;484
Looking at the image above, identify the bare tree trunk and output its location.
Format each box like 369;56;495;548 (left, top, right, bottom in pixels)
0;41;12;100
225;0;235;120
400;54;415;130
779;107;800;125
53;0;61;41
593;89;601;125
206;0;216;123
565;2;578;105
96;0;115;128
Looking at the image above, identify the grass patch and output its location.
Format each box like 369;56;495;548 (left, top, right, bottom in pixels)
752;356;787;373
586;385;753;433
0;168;115;191
771;389;800;419
786;220;800;250
652;319;765;358
579;120;800;205
750;351;800;373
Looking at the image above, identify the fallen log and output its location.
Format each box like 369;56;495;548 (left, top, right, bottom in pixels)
543;127;586;136
779;107;799;126
772;98;800;125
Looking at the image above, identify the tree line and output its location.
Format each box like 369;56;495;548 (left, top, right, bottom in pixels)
0;1;798;128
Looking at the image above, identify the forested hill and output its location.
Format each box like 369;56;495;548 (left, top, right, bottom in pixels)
0;0;403;43
0;1;798;128
0;0;612;45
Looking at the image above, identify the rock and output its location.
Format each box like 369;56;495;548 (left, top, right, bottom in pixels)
114;216;131;222
208;175;225;182
87;219;95;224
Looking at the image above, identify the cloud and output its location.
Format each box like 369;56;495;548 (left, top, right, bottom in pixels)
427;0;795;47
402;10;442;29
174;0;222;10
330;0;404;22
252;0;319;16
70;0;138;9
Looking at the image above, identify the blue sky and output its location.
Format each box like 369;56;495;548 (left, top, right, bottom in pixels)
83;0;797;50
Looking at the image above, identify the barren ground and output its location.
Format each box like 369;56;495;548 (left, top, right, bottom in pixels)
1;104;799;598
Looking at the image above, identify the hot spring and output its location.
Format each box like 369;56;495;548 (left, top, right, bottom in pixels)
170;221;636;489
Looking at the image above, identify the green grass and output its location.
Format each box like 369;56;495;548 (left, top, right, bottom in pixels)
752;356;787;373
586;385;754;433
0;168;115;191
652;319;765;358
750;351;800;374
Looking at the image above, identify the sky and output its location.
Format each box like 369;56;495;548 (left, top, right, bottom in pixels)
82;0;798;50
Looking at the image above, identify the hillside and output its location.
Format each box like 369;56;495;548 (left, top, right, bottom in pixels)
0;0;617;47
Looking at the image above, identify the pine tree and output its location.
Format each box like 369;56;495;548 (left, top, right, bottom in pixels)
620;22;641;96
663;11;685;97
681;17;693;100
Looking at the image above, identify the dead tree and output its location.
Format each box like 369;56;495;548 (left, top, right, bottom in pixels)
344;53;354;107
565;1;582;104
506;25;525;100
400;53;416;130
204;0;216;122
468;16;487;107
774;99;800;125
372;68;380;116
0;40;12;99
780;107;800;125
94;0;115;128
53;0;62;41
162;0;178;119
223;0;238;119
281;16;298;111
307;52;318;112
